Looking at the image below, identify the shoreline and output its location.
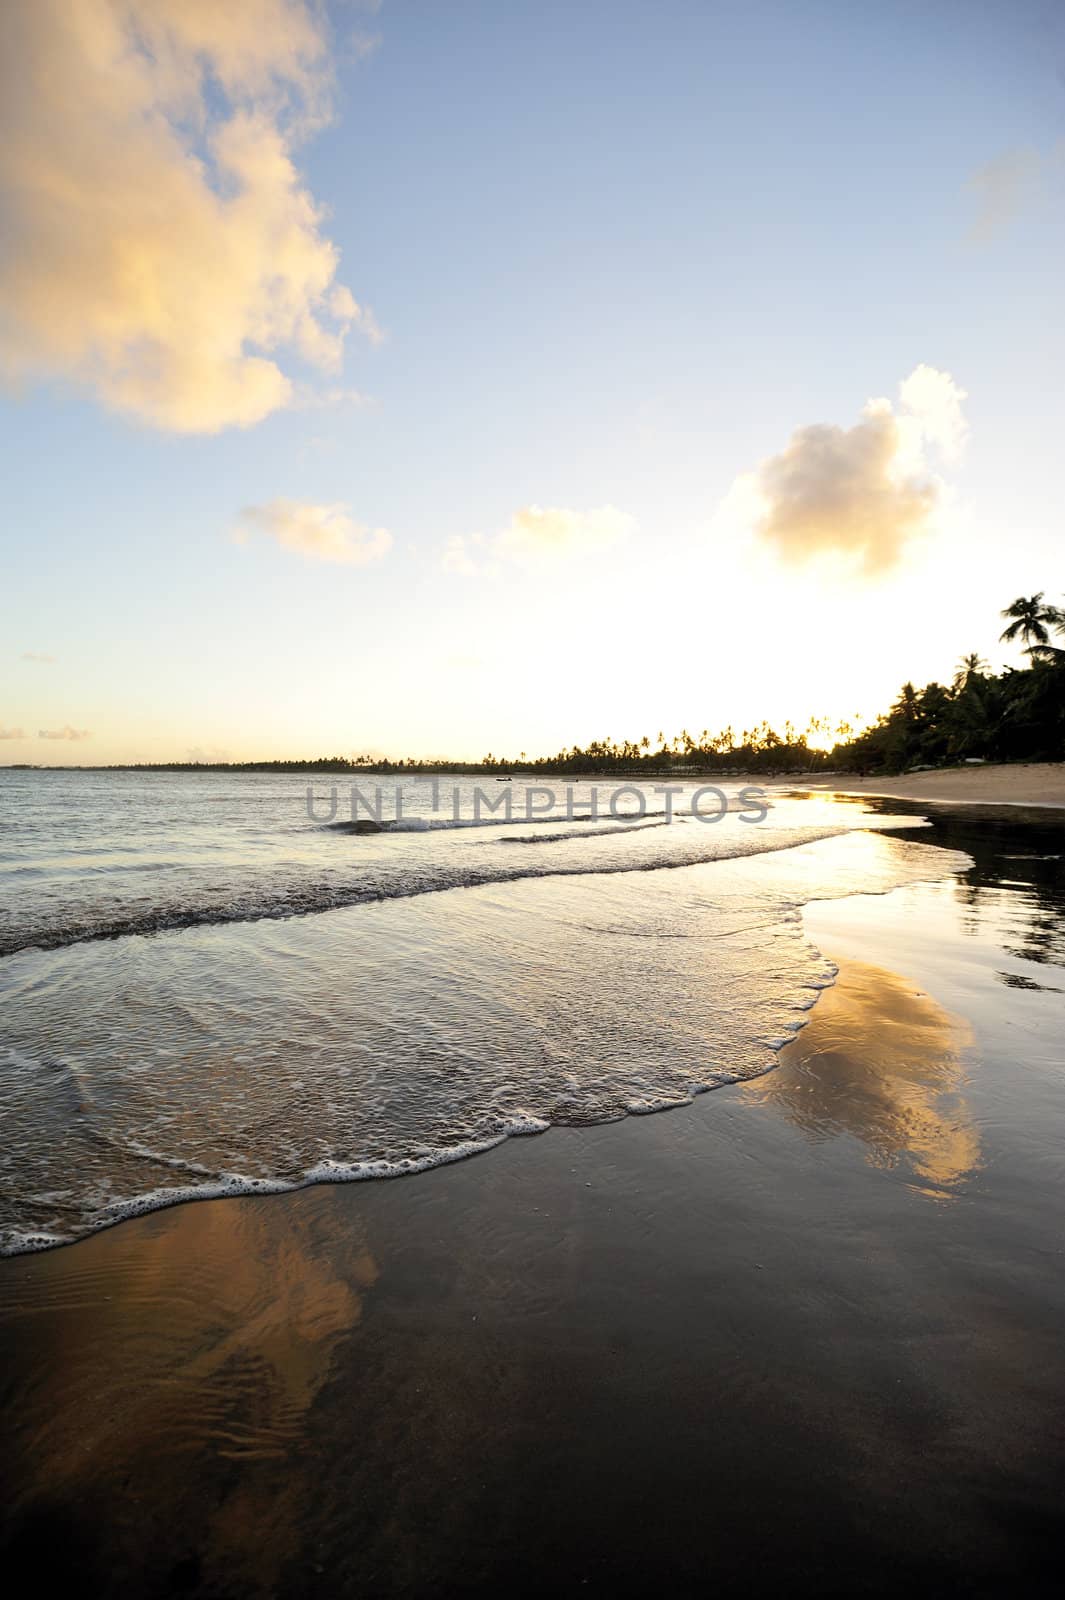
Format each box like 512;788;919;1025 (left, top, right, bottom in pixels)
0;820;978;1261
2;813;1063;1594
6;758;1064;809
0;798;1057;1260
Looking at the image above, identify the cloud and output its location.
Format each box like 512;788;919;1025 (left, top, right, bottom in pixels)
21;651;56;663
0;727;26;740
290;384;372;413
896;363;968;463
441;535;482;576
443;505;636;574
965;149;1040;242
713;367;967;575
334;293;385;347
238;498;392;565
498;504;636;560
186;744;231;764
0;1;377;432
39;726;91;741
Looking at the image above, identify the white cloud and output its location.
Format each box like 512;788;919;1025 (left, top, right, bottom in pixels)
443;505;636;574
238;498;392;565
21;651;57;663
897;364;969;463
0;1;377;432
39;726;91;741
713;367;967;575
0;727;26;740
441;535;482;576
965;149;1040;242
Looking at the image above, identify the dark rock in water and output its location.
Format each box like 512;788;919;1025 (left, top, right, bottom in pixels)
329;819;384;834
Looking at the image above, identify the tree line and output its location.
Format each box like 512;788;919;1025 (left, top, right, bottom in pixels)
836;592;1065;775
53;592;1065;778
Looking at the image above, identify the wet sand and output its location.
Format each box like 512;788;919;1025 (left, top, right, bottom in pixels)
2;818;1064;1596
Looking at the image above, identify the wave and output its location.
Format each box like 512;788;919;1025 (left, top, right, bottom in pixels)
499;819;674;844
0;822;853;959
0;828;970;1257
0;1116;557;1258
323;804;717;833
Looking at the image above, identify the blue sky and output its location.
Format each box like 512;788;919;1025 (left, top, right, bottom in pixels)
2;0;1063;761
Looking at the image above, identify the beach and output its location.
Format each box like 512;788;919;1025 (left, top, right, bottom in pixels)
5;3;1063;1592
771;760;1065;809
1;795;1063;1595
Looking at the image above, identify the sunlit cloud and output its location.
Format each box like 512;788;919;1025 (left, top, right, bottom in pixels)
712;366;968;575
0;727;26;741
499;504;635;560
21;651;56;663
39;726;91;741
441;535;482;576
0;1;376;432
238;498;392;565
896;364;968;463
443;505;636;574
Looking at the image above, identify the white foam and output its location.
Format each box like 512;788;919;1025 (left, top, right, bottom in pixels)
0;826;971;1257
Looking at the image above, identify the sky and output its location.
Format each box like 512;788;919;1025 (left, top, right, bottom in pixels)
1;0;1063;764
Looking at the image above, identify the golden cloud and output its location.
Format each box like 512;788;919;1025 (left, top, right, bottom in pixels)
0;1;375;432
498;504;636;559
443;504;636;574
714;366;968;575
238;499;391;565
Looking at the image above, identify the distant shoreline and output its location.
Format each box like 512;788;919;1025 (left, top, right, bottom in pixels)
4;757;1064;807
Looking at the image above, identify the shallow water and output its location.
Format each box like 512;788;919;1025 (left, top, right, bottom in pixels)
1;841;1064;1596
0;771;980;1253
1;769;865;953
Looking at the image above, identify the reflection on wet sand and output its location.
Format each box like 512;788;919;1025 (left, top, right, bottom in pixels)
824;796;1065;971
0;1195;376;1595
748;959;980;1197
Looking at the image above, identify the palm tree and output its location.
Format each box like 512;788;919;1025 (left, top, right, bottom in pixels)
893;682;920;720
1025;640;1065;666
1000;593;1055;650
953;652;988;690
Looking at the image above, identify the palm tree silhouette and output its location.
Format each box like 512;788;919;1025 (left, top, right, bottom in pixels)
1000;594;1055;650
953;652;988;689
893;682;920;720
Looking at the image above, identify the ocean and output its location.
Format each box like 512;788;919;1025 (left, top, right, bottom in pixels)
0;770;972;1253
